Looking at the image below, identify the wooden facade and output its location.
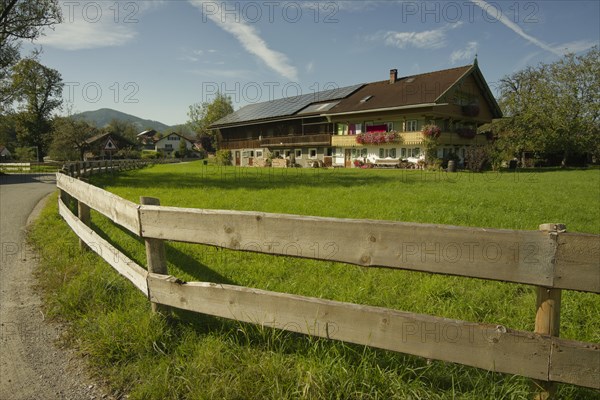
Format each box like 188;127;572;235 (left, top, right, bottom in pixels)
211;62;502;168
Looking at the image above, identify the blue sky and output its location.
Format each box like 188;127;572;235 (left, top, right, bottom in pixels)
26;0;600;126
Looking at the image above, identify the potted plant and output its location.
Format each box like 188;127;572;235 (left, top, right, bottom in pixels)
421;124;441;139
356;131;399;145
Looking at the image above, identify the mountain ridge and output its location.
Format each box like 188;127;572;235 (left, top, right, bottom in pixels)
72;108;173;132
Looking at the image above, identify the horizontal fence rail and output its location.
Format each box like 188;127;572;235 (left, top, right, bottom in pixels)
138;206;599;294
55;171;600;393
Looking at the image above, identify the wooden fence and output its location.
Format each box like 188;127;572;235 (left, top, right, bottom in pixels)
60;158;179;178
55;170;600;396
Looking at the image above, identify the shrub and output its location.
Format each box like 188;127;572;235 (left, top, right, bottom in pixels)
216;149;232;166
141;150;160;159
465;145;490;172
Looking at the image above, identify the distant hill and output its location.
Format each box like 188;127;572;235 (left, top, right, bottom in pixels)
72;108;172;132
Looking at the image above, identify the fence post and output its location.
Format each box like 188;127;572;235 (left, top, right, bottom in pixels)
532;223;565;400
140;196;168;314
78;201;91;251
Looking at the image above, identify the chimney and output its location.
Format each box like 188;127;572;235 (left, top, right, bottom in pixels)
389;69;397;84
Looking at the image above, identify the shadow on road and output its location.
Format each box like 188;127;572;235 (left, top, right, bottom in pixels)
0;173;57;185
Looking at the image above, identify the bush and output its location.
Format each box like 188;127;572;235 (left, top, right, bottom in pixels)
465;145;490;172
141;150;160;159
116;148;141;159
15;147;36;161
215;149;231;166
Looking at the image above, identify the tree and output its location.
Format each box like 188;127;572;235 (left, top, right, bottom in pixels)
0;111;18;152
178;136;189;158
11;58;63;161
497;47;600;166
50;116;98;161
187;91;233;151
105;118;138;142
0;0;62;110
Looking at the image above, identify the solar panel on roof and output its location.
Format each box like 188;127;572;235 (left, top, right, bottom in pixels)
212;83;363;126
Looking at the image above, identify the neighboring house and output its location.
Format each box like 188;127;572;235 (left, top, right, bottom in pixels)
83;132;137;160
154;132;195;157
137;129;159;150
210;60;502;167
0;145;11;160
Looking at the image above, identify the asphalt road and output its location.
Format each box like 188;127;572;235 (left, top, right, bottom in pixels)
0;174;111;400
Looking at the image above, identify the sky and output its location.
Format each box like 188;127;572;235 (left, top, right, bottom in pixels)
23;0;600;126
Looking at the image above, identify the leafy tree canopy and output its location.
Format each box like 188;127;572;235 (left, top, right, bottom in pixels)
11;57;63;160
187;91;234;136
497;47;599;165
0;0;62;110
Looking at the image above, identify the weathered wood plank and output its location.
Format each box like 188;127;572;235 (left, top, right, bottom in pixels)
147;273;552;381
58;197;148;296
139;206;559;287
554;232;600;293
549;337;600;389
56;173;140;235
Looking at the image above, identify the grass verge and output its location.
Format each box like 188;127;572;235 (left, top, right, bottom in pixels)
30;163;600;399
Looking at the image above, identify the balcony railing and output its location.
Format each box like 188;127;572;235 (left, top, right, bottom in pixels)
332;132;489;147
220;134;331;150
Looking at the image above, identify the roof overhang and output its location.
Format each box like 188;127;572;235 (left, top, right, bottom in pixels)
323;103;444;120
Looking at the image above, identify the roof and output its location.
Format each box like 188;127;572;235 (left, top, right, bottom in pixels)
84;132;135;147
211;84;364;127
137;129;157;137
210;64;502;128
156;132;197;143
325;65;471;114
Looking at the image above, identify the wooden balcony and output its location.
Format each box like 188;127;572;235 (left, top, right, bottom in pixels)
331;132;489;147
220;134;331;150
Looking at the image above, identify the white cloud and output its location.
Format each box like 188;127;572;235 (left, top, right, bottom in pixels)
37;20;136;50
470;0;595;56
306;61;315;73
189;0;298;81
450;41;478;64
35;1;162;50
550;40;597;55
370;22;463;50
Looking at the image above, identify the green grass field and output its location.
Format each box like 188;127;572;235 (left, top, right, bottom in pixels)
31;162;600;399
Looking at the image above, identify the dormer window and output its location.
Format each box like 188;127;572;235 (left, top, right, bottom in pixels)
360;95;373;103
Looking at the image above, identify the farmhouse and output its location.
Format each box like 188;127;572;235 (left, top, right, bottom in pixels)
154;132;195;157
210;60;502;167
83;132;136;160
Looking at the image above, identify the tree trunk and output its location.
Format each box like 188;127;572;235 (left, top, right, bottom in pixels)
561;150;569;168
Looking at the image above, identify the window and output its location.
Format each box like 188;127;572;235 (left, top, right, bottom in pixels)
389;148;397;158
309;148;317;159
413;147;421;156
165;144;173;150
284;149;291;158
338;124;348;135
273;150;281;158
406;120;418;131
379;148;385;158
326;147;333;157
295;149;302;159
401;148;407;158
169;135;179;141
361;148;367;157
387;122;394;132
256;151;263;158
